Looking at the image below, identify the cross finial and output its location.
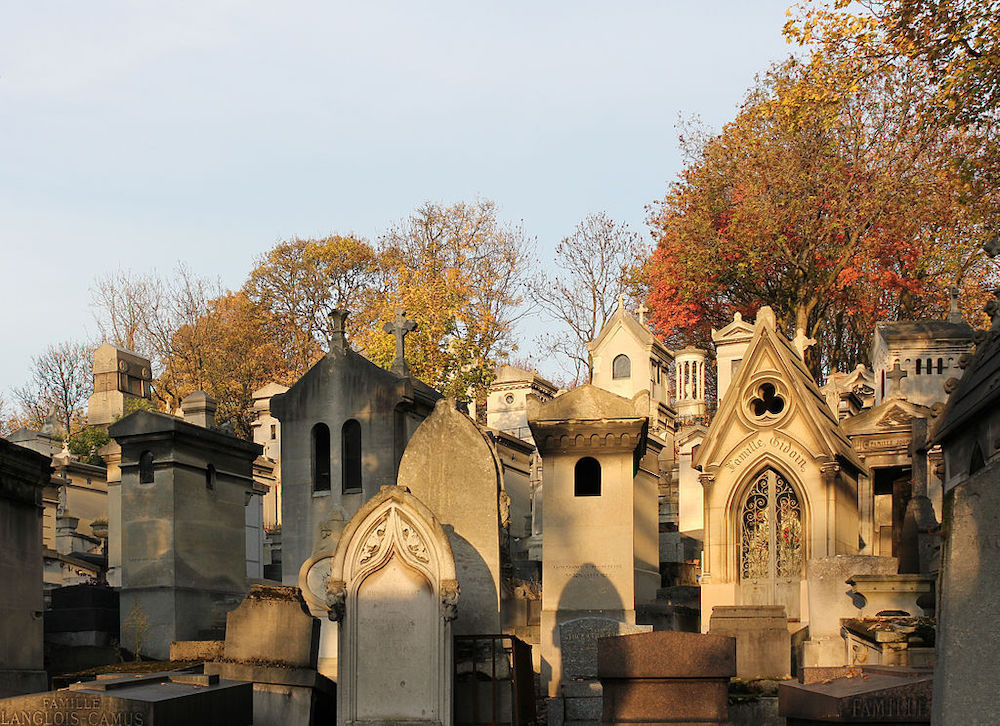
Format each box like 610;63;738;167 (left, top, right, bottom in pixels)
947;286;963;324
383;308;418;376
635;303;649;325
327;308;349;353
792;327;817;360
617;293;625;311
886;361;908;398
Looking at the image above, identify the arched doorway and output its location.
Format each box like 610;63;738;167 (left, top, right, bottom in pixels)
738;468;804;619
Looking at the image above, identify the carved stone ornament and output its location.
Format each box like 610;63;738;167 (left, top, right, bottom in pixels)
499;491;511;529
440;579;461;622
358;513;389;566
398;515;430;564
326;578;347;622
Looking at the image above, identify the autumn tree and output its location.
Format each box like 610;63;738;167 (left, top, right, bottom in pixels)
646;54;1000;376
355;199;533;406
163;291;291;438
530;213;646;383
13;340;94;434
243;235;382;376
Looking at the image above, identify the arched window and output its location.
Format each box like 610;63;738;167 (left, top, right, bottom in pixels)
612;354;631;379
574;457;601;497
206;464;216;490
312;423;331;491
139;450;154;484
342;419;362;493
926;358;933;375
937;358;944;374
740;469;803;581
916;359;922;375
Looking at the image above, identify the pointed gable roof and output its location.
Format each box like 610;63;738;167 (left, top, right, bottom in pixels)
587;298;672;360
931;318;1000;446
694;307;864;473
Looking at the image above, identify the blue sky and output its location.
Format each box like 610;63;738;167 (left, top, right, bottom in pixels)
0;1;796;396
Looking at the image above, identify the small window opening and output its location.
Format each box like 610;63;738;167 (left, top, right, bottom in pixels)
139;450;154;484
916;359;922;375
937;358;944;374
206;463;216;490
270;424;277;440
926;358;933;374
312;423;331;491
612;354;631;379
574;457;601;496
342;419;362;493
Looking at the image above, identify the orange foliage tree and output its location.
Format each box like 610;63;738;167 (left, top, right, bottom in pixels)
646;51;999;376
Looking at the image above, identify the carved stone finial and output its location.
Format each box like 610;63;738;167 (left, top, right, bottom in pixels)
327;308;349;354
792;327;817;359
756;306;776;329
886;362;908;398
984;233;1000;258
440;579;460;622
326;579;347;622
986;289;1000;332
383;308;418;376
617;293;626;311
947;286;964;324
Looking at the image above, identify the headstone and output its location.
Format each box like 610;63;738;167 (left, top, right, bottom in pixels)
0;671;252;726
0;439;50;697
560;618;650;681
803;555;898;667
328;486;458;726
709;605;790;679
779;669;931;724
397;398;504;635
598;631;736;726
205;585;334;726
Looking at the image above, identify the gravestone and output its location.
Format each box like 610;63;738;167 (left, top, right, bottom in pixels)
328;486;458;726
205;585;334;726
598;631;736;726
0;671;252;726
397;397;505;636
779;669;931;724
709;605;790;679
560;618;650;681
0;439;49;697
803;555;898;667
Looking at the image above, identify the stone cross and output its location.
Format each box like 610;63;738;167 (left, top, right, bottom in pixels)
384;308;418;376
886;362;908;398
617;293;626;311
635;303;649;325
792;327;817;360
327;308;349;353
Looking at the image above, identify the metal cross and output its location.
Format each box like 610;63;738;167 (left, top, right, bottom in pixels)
383;308;418;376
635;303;649;325
886;362;908;397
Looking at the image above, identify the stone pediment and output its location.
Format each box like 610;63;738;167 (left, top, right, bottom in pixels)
842;398;933;436
695;309;863;474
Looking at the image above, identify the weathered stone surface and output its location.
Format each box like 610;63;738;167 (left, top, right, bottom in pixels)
779;671;931;723
397;398;503;636
0;671;252;725
169;640;224;662
598;631;736;679
220;585;318;668
709;606;790;679
0;438;50;697
560;618;650;681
